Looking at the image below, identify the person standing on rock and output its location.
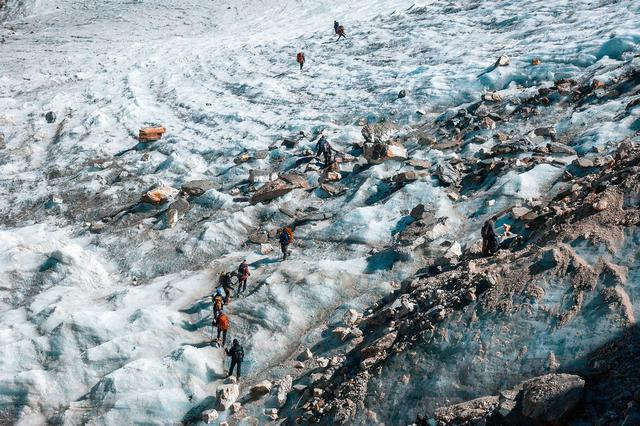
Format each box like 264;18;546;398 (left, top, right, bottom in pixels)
296;51;305;71
225;339;244;380
216;312;230;347
279;226;293;260
315;136;333;168
237;260;250;295
481;218;499;256
336;25;346;41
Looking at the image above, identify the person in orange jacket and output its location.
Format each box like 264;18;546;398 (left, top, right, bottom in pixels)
216;312;230;347
296;51;305;70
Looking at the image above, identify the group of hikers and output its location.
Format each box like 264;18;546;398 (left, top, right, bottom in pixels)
209;225;296;380
296;20;347;70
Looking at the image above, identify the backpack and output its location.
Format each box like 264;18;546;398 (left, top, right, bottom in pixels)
285;226;294;243
218;314;229;331
296;52;304;63
213;295;224;311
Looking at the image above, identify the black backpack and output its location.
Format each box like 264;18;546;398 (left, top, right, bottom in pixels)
236;346;245;361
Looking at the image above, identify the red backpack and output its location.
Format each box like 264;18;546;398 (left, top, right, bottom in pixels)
296;52;304;64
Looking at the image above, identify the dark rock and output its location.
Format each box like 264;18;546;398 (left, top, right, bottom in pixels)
45;111;56;123
250;179;294;205
547;142;577;155
410;204;425;220
534;126;556;140
398;89;407;99
181;180;215;197
434;161;461;187
520;373;585;422
406;159;431;169
573;157;594;169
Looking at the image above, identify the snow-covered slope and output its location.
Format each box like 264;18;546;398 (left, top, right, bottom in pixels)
1;0;639;424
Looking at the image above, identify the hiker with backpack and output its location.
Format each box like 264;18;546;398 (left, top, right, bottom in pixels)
225;339;244;380
212;288;225;317
481;218;499;256
334;21;339;34
315;135;334;168
336;25;346;41
279;226;293;260
237;260;250;295
296;51;305;71
216;312;230;347
219;272;233;304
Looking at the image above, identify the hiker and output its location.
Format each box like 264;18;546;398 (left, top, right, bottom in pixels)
237;259;250;295
334;20;339;34
279;226;293;260
219;272;233;304
212;288;225;317
336;25;346;41
296;51;305;70
481;218;499;256
225;339;244;380
315;135;333;168
216;312;230;347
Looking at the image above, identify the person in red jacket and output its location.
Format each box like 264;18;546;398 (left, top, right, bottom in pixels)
336;25;346;41
296;51;305;70
237;259;250;295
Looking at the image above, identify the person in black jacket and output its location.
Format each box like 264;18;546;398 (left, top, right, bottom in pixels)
219;272;233;304
225;339;244;380
481;218;499;256
334;20;339;34
315;136;333;168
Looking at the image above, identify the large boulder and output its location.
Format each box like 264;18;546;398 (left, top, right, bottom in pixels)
216;383;240;411
141;186;179;204
363;142;407;164
250;380;273;398
181;180;215;196
250;179;294;205
520;373;585;422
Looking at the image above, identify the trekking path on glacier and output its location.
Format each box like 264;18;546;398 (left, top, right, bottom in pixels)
1;0;639;423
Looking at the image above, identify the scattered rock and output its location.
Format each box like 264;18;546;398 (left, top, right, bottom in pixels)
512;206;531;219
260;243;274;255
316;357;330;368
280;172;310;189
138;126;166;142
277;375;292;407
495;55;510;66
313;388;324;397
230;402;242;414
406;158;431;169
234;152;250;164
320;171;342;183
483;92;504;102
249;230;269;244
141;186;178;205
573;157;594;169
250;380;273;398
593;198;609;211
181;180;215;197
201;409;219;423
249;169;273;184
520;373;585;422
547;142;577;155
45;111;57;123
333;327;352;341
410;204;426;219
434;161;461;187
343;309;362;326
216;383;240;411
89;221;107;234
392;171;418;183
224;376;238;384
361;121;397;144
363;142;407;164
398;89;407;99
531;57;542;65
250;179;294;205
481;116;496;129
534;126;556;140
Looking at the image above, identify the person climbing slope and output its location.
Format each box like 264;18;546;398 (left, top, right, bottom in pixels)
334;20;339;34
216;312;230;347
279;226;293;260
225;339;244;380
296;51;305;70
237;259;250;295
212;288;225;317
336;25;346;41
219;271;233;304
481;218;499;256
315;135;333;168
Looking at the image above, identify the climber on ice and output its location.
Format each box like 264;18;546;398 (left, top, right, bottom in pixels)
212;288;225;317
296;51;305;70
334;20;340;34
336;25;346;41
237;259;250;295
315;135;333;168
279;226;293;260
225;339;244;380
219;271;233;304
481;218;499;256
215;312;230;347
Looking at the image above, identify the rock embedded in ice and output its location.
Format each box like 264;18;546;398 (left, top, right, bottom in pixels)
434;161;461;187
531;57;541;65
483;92;504;102
260;243;274;254
277;375;292;407
343;309;362;326
231;402;242;413
495;55;510;66
298;348;313;361
333;327;351;341
481;116;496;129
250;380;273;398
316;357;329;368
511;206;530;219
224;376;238;384
392;171;418;183
181;180;215;197
141;185;178;205
45;111;57;123
547;142;576;155
320;171;341;182
534;126;556;140
217;383;240;411
249;169;272;184
410;204;426;219
398;89;407;99
234;152;250;164
361;121;397;144
201;409;219;423
520;374;585;422
573;157;594;168
249;230;269;244
406;158;431;169
250;179;294;205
